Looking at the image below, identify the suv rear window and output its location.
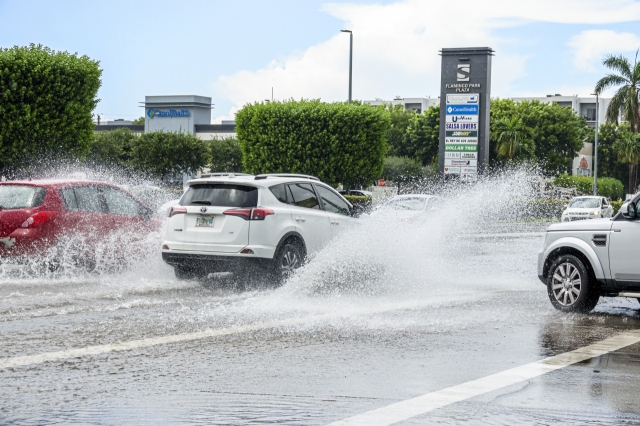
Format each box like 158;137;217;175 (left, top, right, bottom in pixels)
180;184;258;208
0;185;47;210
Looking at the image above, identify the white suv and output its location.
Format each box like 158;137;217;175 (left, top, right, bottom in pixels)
161;174;355;281
538;195;640;313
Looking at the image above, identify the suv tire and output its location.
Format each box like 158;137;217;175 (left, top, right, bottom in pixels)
272;241;304;284
546;254;599;313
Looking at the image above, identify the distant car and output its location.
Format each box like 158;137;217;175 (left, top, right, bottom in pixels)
0;180;158;269
561;196;614;222
339;189;372;197
161;174;357;281
372;194;443;220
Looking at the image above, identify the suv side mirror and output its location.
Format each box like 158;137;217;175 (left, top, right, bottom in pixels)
621;201;637;219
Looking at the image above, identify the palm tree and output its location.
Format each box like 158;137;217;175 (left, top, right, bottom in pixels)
493;116;532;160
594;51;640;133
613;133;640;192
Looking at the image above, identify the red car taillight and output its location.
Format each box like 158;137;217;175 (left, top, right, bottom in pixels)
21;211;57;228
223;207;274;220
168;206;187;218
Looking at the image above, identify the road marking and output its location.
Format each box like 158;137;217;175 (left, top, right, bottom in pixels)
0;295;479;370
328;329;640;426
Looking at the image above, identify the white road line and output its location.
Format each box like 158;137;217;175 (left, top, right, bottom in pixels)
0;295;479;370
328;329;640;426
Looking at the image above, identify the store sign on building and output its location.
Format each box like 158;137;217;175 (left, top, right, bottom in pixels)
147;108;191;119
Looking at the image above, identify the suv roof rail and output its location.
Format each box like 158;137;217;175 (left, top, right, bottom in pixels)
254;173;320;181
200;172;253;178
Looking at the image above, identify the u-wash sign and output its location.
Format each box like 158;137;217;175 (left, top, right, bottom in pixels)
147;109;191;119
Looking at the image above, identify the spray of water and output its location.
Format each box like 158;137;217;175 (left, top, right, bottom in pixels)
1;165;551;334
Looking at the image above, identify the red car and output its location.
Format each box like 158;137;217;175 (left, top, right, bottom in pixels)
0;179;158;269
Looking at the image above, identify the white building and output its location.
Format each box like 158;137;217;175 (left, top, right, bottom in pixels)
95;95;236;140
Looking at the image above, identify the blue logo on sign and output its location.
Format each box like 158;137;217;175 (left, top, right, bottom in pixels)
146;109;191;119
446;105;479;115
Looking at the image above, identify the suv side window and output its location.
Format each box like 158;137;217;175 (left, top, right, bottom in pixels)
62;186;104;213
315;185;350;216
269;184;288;204
102;186;144;216
287;183;320;209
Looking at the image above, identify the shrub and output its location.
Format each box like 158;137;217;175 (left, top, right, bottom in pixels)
131;131;209;184
0;44;102;175
208;136;243;173
553;174;624;200
236;100;389;187
343;194;372;214
611;200;623;213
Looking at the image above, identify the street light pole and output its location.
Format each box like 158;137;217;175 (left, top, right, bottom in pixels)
591;92;599;195
341;30;353;104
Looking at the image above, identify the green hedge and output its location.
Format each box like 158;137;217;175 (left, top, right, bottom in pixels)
343;195;372;214
611;200;623;214
0;44;102;175
553;174;624;200
235;100;389;187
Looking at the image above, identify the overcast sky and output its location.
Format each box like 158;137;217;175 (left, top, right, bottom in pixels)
1;0;640;123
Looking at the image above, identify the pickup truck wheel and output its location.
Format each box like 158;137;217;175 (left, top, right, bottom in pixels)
547;254;599;313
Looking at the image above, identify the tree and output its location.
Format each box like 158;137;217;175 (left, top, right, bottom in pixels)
236;100;389;187
0;44;102;176
489;99;584;174
90;128;137;167
132;116;145;125
402;105;440;166
585;122;630;188
131;131;209;184
382;156;424;193
493;116;534;160
385;104;415;157
612;132;640;192
594;51;640;132
209;137;244;173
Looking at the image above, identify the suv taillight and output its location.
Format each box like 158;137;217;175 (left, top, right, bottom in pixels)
223;207;274;220
21;211;57;228
168;206;187;218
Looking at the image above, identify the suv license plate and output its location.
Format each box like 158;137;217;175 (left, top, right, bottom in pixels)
196;215;214;227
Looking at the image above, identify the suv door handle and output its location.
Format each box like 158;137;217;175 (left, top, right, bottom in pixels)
331;221;339;225
295;216;306;222
613;229;621;232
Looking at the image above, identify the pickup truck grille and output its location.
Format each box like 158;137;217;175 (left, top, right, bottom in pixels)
592;234;607;247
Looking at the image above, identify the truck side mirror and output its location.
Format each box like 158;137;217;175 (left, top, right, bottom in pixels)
621;201;637;220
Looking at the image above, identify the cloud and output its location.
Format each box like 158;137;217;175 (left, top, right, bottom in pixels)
568;29;640;71
213;0;640;120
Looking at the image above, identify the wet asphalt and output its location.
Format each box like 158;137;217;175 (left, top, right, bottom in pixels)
2;222;640;425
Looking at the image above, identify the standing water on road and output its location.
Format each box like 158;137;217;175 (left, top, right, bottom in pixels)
0;168;552;345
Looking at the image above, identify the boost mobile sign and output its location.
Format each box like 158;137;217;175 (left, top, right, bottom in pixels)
438;47;493;180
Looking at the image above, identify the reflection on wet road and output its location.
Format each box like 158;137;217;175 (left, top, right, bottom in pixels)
2;185;640;425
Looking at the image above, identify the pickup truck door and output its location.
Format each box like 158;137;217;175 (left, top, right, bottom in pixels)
609;216;640;288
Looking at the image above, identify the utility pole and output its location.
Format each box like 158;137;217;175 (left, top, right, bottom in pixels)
591;92;599;195
341;30;353;104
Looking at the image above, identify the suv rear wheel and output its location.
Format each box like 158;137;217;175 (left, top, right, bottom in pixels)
272;241;304;284
546;254;599;313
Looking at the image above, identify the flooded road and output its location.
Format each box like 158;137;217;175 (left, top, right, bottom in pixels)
2;173;640;424
2;223;640;425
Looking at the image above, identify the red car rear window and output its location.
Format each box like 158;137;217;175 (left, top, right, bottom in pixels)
0;185;47;210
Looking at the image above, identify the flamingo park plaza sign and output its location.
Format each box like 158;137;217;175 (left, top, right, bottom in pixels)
438;47;494;181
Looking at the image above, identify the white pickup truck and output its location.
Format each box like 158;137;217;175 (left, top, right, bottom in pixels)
538;198;640;313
